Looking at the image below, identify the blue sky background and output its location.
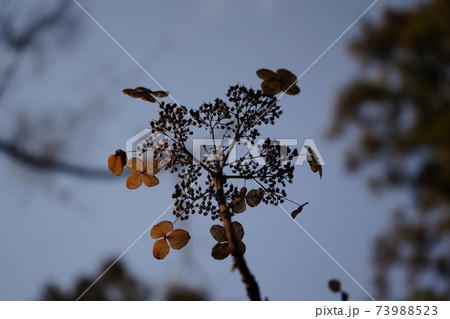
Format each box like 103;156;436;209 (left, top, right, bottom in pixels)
0;0;421;300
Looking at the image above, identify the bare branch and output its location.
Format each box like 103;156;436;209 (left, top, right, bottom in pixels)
0;137;113;179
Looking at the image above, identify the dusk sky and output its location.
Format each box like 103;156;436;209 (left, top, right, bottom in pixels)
0;0;422;300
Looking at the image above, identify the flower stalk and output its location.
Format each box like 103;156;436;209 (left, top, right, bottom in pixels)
213;167;261;301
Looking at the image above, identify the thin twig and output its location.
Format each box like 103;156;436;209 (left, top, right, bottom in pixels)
0;137;113;179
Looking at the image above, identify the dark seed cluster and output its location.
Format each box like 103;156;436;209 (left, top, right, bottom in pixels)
143;84;298;219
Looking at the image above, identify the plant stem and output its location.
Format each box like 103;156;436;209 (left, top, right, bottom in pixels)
212;168;262;301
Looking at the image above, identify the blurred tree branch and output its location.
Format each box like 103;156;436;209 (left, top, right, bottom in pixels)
0;137;111;178
0;0;113;179
0;1;69;99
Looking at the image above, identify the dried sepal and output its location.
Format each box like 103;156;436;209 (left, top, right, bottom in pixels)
167;229;191;249
277;69;300;95
126;173;144;189
257;68;300;96
210;222;245;259
123;87;156;103
261;80;281;96
108;149;127;176
153;238;170;260
232;221;244;241
150;221;190;259
256;68;277;80
151;91;169;98
230;197;246;213
127;158;160;174
143;175;159;187
127;158;145;173
134;87;152;94
284;83;300;95
210;222;244;241
126;158;160;189
210;225;227;242
236;240;246;255
146;159;160;175
211;240;246;260
308;158;322;178
211;243;230;260
123;87;169;103
291;202;309;219
140;94;156;103
245;189;264;207
150;221;173;239
306;146;323;178
122;88;142;98
277;69;297;84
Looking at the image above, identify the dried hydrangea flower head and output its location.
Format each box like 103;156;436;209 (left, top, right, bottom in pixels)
108;69;321;301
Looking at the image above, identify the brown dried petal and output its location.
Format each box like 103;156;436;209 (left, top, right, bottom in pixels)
230;197;246;213
117;149;127;165
140;94;156;103
108;149;127;176
210;225;227;242
308;159;323;178
291;202;309;219
145;160;160;175
277;69;297;84
151;91;169;98
142;175;159;187
127;158;145;173
245;189;264;207
167;229;191;250
284;84;300;95
211;243;230;260
153;238;170;260
256;68;277;80
126;173;143;189
108;154;122;175
306;146;323;178
237;240;246;255
123;88;142;98
308;160;322;178
232;221;244;241
261;79;281;96
135;87;152;94
150;221;173;239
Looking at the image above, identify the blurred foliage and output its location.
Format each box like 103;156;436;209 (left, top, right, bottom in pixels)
42;258;208;301
42;259;151;301
0;0;111;179
165;285;208;301
330;0;450;300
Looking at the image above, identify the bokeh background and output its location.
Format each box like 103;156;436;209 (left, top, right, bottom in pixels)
1;0;448;301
